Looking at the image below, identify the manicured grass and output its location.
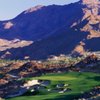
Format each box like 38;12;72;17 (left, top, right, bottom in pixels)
7;72;100;100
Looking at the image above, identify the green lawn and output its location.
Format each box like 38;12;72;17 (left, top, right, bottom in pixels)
7;72;100;100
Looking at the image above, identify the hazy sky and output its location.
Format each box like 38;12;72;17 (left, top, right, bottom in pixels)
0;0;79;20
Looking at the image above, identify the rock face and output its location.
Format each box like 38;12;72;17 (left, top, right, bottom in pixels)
81;0;100;39
75;54;100;73
3;21;14;29
82;0;99;4
0;0;100;60
0;38;33;52
24;5;44;14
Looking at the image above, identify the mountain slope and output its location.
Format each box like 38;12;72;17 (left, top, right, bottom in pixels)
0;0;100;60
0;3;83;40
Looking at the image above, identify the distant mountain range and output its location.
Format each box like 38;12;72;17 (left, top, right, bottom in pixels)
0;0;100;60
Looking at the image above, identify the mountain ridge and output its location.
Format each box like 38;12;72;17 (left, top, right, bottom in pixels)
0;0;100;60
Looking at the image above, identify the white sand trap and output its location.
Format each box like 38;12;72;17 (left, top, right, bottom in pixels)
23;80;40;87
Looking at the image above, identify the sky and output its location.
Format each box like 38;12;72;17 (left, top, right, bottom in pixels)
0;0;79;21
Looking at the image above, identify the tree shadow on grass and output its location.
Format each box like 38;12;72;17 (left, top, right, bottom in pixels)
93;76;100;81
87;76;100;82
44;93;80;100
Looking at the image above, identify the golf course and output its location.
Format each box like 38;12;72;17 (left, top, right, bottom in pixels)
7;72;100;100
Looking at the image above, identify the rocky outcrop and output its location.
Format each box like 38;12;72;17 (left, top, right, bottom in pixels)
0;38;33;52
81;0;100;38
75;53;100;73
78;86;100;100
24;5;44;14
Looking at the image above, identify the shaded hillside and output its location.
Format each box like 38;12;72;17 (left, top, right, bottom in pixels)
0;26;87;60
0;2;83;40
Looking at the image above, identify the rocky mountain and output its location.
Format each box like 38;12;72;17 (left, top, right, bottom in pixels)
0;0;100;60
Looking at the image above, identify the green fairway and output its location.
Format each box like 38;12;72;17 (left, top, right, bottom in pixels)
7;72;100;100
